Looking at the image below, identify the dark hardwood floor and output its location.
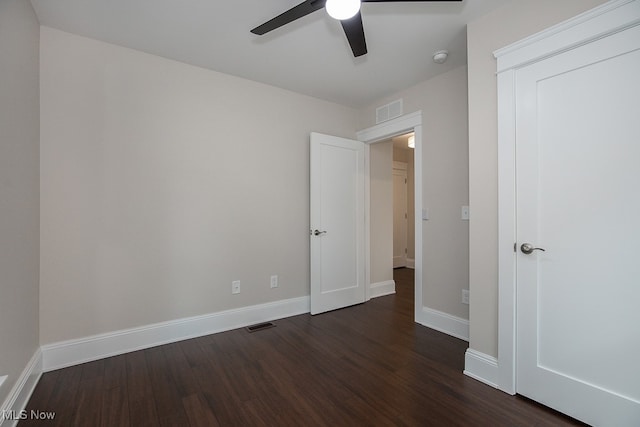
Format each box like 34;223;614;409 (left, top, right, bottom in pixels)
20;268;583;426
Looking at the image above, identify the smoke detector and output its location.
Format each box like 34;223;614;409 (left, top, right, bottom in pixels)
433;50;449;64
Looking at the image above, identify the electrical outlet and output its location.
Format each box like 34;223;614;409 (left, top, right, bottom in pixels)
232;280;241;294
461;206;470;221
270;275;278;289
462;289;470;305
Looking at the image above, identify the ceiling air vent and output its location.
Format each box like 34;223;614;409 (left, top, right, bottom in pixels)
376;99;403;124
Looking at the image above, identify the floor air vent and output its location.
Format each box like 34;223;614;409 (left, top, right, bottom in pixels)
245;322;275;333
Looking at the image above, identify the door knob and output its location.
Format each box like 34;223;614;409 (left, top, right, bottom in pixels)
521;243;545;254
313;230;327;236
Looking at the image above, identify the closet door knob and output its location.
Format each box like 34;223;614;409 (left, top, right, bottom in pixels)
521;243;545;254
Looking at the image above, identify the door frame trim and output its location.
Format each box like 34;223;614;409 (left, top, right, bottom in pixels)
356;111;423;322
494;0;640;394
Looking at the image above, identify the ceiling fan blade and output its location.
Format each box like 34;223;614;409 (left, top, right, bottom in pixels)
341;11;367;57
251;0;327;35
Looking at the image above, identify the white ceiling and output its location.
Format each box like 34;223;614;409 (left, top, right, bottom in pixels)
30;0;509;108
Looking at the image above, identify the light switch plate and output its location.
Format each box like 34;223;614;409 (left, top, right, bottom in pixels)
422;208;429;220
461;206;470;221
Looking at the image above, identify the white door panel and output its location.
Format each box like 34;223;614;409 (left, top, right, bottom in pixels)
393;167;408;268
310;133;365;315
516;23;640;426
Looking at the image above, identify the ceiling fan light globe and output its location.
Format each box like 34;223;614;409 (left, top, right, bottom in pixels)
326;0;361;21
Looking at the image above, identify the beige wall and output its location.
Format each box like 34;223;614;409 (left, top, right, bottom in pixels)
467;0;608;357
0;0;40;406
39;27;358;344
360;65;470;320
370;141;393;284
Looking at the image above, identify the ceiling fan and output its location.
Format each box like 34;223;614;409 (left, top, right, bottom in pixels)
251;0;462;57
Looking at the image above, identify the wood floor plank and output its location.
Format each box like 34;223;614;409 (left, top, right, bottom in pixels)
188;343;247;426
127;397;159;427
100;385;129;427
182;393;220;427
43;365;82;427
143;347;190;425
254;354;343;426
79;359;105;381
161;342;199;398
72;374;103;426
125;350;153;403
20;268;585;426
103;354;127;391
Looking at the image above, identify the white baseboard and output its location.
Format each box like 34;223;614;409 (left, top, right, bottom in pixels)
369;280;395;299
42;296;310;372
0;349;43;427
406;258;415;269
463;348;500;389
416;306;469;341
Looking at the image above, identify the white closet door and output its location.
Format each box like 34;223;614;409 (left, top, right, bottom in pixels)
515;22;640;426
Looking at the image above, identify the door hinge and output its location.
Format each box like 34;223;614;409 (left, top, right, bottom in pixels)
405;213;407;219
405;178;407;184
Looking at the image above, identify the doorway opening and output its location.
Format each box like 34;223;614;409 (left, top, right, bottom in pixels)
356;110;423;322
392;133;415;270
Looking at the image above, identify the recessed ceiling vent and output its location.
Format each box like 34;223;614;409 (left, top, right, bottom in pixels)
376;99;403;124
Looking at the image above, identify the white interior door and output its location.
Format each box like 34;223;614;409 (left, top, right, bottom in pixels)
393;165;408;268
515;23;640;426
310;132;365;315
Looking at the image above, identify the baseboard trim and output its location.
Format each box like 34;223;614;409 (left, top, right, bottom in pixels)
369;280;395;299
463;348;500;389
41;296;310;372
416;306;469;341
0;349;43;427
406;258;415;269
